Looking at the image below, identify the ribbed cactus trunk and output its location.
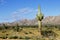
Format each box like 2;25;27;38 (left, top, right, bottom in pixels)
38;21;42;37
36;5;44;38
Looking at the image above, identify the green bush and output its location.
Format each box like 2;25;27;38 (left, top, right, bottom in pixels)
29;32;33;34
25;36;31;39
0;36;7;39
24;32;28;34
19;36;24;39
9;36;18;39
2;30;6;33
0;27;4;30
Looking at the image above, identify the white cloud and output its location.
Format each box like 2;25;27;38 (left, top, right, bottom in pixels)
12;8;37;15
1;8;38;22
11;8;38;20
12;8;37;14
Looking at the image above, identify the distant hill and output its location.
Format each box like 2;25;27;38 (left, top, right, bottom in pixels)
0;16;60;26
42;16;60;25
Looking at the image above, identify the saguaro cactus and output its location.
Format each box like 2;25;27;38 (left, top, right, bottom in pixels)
36;6;44;37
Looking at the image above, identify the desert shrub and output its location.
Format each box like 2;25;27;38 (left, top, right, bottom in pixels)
13;26;19;32
11;26;15;29
2;36;7;39
3;24;8;29
0;27;3;30
4;26;8;29
0;35;7;39
25;36;31;39
55;25;60;30
41;30;57;37
0;33;9;39
32;36;45;40
24;32;28;34
19;36;24;39
2;30;6;33
20;25;38;28
19;28;23;32
29;31;33;34
9;36;18;39
0;36;2;38
12;25;23;32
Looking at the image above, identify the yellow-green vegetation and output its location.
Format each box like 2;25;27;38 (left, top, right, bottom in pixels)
0;27;60;40
0;28;40;39
0;26;60;40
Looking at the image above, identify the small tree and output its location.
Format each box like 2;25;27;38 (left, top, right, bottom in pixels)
36;5;44;37
3;24;8;29
16;24;19;32
14;23;19;32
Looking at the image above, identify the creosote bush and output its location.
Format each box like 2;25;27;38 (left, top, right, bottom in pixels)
8;35;18;39
25;36;31;39
19;36;24;39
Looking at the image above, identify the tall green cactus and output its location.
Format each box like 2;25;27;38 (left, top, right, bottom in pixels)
36;6;44;37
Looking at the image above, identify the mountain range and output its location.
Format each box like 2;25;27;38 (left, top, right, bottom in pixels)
0;16;60;26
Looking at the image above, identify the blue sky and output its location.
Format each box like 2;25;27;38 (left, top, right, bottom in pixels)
0;0;60;22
